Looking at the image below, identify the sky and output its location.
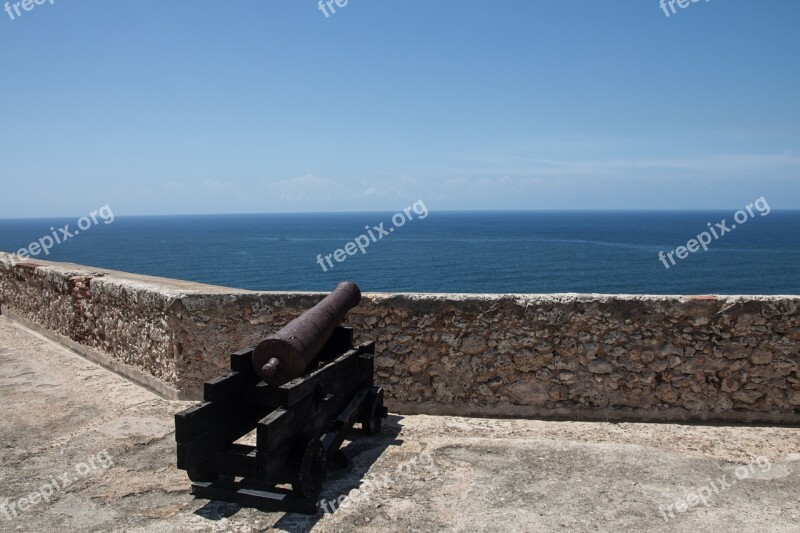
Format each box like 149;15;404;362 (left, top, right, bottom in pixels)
1;0;799;217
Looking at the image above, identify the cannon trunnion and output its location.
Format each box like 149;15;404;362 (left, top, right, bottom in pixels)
174;285;386;514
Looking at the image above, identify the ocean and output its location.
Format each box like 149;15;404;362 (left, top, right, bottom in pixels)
0;211;798;295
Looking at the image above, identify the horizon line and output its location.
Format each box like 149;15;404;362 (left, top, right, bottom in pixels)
1;207;797;221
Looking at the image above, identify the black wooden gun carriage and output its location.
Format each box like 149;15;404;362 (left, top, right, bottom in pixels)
175;282;387;514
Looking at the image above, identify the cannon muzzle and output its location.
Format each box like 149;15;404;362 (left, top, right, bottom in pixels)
252;281;362;386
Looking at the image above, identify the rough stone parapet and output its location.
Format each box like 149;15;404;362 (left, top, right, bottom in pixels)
1;252;798;422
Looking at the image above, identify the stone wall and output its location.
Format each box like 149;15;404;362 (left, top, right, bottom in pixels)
1;252;798;423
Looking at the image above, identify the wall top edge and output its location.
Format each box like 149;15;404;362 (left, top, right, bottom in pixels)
2;252;798;302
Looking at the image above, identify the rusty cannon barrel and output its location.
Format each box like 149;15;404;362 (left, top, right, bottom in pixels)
252;281;362;386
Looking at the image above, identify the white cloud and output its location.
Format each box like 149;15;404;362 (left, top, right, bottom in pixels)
201;179;234;191
260;174;342;203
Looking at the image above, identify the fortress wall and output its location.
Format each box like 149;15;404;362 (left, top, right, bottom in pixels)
2;252;798;422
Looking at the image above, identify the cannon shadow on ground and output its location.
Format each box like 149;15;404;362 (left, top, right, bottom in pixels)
191;414;406;531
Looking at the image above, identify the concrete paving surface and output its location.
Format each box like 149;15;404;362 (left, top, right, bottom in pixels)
0;315;798;532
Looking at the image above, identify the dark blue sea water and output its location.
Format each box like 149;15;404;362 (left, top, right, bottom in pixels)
0;211;798;294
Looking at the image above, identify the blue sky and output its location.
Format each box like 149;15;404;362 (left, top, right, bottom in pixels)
1;0;798;217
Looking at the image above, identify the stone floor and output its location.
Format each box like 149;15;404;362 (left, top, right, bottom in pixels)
0;315;798;532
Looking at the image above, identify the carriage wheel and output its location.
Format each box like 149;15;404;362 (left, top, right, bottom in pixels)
186;462;219;483
293;437;327;499
361;387;385;435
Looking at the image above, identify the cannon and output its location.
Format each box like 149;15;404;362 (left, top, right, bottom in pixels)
253;281;362;386
174;282;387;514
